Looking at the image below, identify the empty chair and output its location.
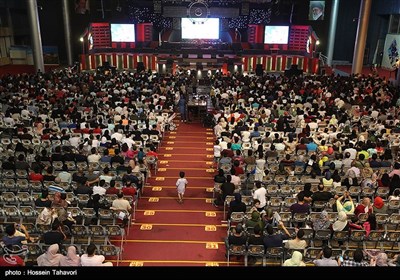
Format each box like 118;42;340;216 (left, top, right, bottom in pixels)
266;185;279;198
265;247;284;266
312;201;327;212
105;224;125;248
280;185;293;198
99;244;120;266
375;188;389;199
227;244;247;266
88;225;108;244
3;205;21;223
364;230;384;249
282;197;297;211
246;245;265;266
1;192;17;204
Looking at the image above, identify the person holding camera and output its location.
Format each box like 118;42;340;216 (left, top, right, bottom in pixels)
2;223;33;247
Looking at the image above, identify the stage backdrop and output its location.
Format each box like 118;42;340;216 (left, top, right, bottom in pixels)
382;34;400;70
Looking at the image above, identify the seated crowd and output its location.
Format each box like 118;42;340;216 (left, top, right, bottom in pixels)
211;71;400;266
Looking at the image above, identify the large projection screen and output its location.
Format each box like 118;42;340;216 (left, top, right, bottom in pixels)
111;24;136;42
181;18;220;39
264;26;289;44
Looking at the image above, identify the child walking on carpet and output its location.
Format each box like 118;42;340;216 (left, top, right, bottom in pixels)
176;171;188;204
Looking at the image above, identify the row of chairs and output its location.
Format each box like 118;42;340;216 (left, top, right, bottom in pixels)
228;244;400;266
23;242;121;266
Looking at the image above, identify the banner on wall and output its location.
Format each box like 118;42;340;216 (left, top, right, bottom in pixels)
382;34;400;70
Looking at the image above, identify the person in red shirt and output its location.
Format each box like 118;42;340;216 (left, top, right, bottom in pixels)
121;180;137;201
354;197;373;217
106;180;120;195
29;166;44;182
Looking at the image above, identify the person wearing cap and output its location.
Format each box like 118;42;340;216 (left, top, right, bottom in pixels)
310;1;324;20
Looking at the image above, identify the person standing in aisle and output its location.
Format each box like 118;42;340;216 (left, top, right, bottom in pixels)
178;93;187;122
176;171;188;204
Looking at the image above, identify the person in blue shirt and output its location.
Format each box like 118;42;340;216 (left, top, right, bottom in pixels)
2;224;31;247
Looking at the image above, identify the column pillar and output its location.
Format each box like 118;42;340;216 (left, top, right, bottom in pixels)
62;0;73;65
351;0;372;75
327;0;339;66
27;0;44;73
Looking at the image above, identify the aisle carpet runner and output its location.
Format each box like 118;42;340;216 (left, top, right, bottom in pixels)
111;120;240;266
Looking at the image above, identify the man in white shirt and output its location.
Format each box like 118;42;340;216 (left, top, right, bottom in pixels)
81;243;113;266
252;181;267;210
87;148;101;163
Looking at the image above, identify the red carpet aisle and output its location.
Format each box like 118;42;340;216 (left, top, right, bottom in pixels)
115;120;236;266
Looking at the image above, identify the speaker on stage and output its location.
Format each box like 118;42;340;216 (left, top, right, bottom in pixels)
137;62;145;73
284;64;302;78
255;64;263;76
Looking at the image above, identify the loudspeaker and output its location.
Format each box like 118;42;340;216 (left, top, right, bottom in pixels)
220;18;229;31
154;0;162;13
284;64;302;78
255;64;263;76
173;18;181;30
137;62;145;73
241;2;249;16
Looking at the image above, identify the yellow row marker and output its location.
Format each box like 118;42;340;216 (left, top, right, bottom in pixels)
144;211;155;216
206;161;213;165
140;224;153;230
163;154;172;157
129;261;144;266
159;160;169;164
167;141;175;144
205;225;217;231
168;136;176;139
206;137;214;140
206;148;213;151
206;142;213;145
157;168;167;172
205;262;219;266
155;177;165;181
206;242;219;249
148;197;159;202
206;132;213;135
206;155;213;158
170;132;176;134
206;169;214;173
205;212;216;217
165;147;174;150
206;128;212;131
205;188;213;192
205;199;213;203
152;187;162;191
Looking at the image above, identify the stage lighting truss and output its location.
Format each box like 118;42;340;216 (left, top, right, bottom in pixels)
187;0;210;24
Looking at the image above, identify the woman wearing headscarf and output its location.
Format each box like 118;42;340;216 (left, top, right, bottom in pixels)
37;244;63;266
335;192;355;214
282;250;306;266
312;210;331;231
59;246;81;266
245;210;265;231
372;196;388;214
371;252;389;266
331;211;349;232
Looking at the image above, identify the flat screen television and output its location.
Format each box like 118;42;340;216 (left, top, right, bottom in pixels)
264;25;289;44
181;18;220;40
111;23;136;42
